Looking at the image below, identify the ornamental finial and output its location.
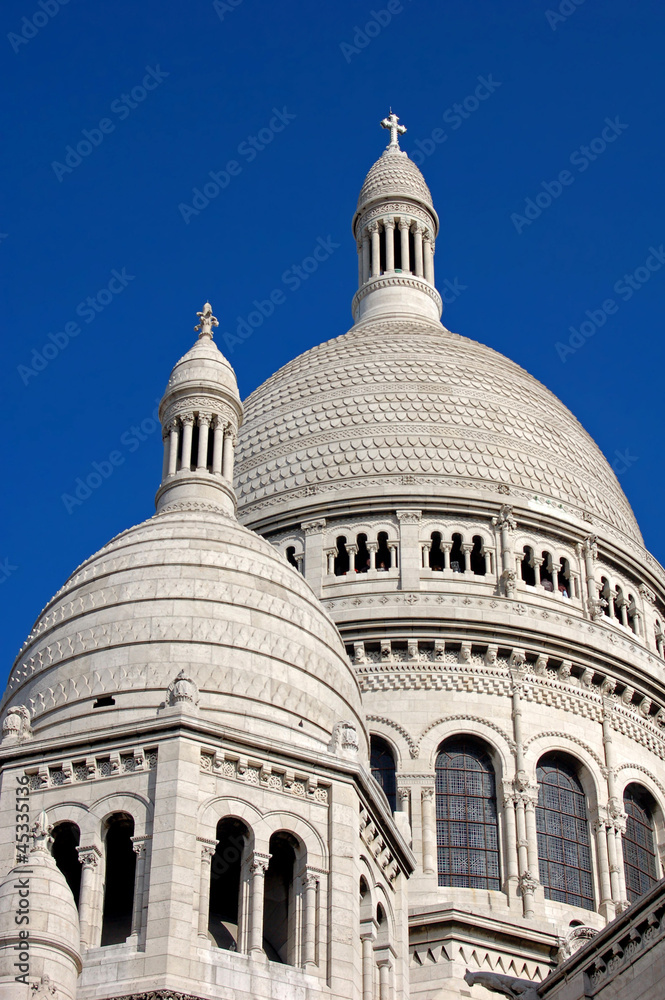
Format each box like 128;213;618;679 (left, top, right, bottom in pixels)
380;111;406;149
194;301;219;339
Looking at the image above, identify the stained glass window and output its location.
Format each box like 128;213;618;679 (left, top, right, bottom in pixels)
435;739;500;890
536;755;594;910
623;785;658;903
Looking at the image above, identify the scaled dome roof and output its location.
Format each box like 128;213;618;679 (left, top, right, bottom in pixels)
235;317;642;545
356;146;436;219
3;509;364;751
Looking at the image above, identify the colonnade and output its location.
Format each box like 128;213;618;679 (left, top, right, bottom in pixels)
162;412;236;480
357;216;435;286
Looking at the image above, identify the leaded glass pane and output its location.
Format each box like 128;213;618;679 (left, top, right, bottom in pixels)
536;756;594;910
622;786;658;903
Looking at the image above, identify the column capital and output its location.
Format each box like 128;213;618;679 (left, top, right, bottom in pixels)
367;220;380;234
180;413;195;426
396;508;422;524
383;215;396;230
304;869;320;890
422;786;435;803
302;518;326;534
77;844;102;869
398;217;411;231
250;851;271;877
197;412;212;427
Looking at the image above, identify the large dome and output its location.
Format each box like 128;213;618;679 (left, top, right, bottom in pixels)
235;316;642;544
2;509;364;751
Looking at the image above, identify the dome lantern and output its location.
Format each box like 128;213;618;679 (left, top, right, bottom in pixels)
352;113;442;324
155;301;243;515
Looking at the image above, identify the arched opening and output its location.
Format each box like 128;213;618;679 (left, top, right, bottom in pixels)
190;422;200;472
627;595;638;634
613;586;623;621
450;533;464;573
376;532;391;570
393;224;402;271
541;552;554;592
263;832;298;964
623;785;658;902
334;536;349;576
379;224;387;273
435;738;500;890
208;817;250;950
408;228;415;273
559;558;571;598
470;536;486;576
536;753;594;910
101;813;136;946
600;578;612;616
520;546;535;586
429;531;444;571
286;546;298;568
370;736;397;812
51;822;81;908
356;533;370;573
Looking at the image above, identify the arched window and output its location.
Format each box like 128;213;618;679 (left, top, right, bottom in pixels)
450;533;464;573
263;832;298;964
429;531;444;571
536;755;594;910
600;578;612;616
623;785;658;903
376;532;392;570
435;738;500;890
334;536;349;576
208;817;249;950
520;546;535;586
356;533;370;573
101;813;136;946
286;546;298;568
470;535;486;576
51;822;81;907
370;736;397;812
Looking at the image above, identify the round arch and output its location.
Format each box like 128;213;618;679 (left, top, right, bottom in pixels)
419;716;513;781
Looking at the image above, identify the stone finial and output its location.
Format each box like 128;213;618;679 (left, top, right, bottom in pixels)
1;705;32;744
194;301;219;339
380;111;406;149
167;669;199;707
31;810;53;855
328;721;359;757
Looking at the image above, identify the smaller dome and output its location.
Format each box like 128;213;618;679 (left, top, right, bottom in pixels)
165;336;239;400
0;820;81;999
356;146;436;220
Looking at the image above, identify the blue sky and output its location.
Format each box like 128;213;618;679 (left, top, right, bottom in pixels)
2;0;664;682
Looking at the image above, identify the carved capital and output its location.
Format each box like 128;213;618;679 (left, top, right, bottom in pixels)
77;844;102;869
197;412;212;428
180;413;195;426
302;518;326;535
383;215;395;230
396;509;421;524
250;851;271;877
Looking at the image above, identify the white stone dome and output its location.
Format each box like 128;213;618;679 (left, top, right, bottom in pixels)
235;315;642;545
164;335;239;400
356;146;436;224
2;509;365;752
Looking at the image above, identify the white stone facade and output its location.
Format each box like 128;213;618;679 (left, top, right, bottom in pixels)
1;121;664;1000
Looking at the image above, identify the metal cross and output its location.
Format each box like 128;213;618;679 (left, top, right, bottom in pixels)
195;301;219;338
380;112;406;148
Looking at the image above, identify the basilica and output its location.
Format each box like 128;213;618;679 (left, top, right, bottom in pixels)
1;115;664;1000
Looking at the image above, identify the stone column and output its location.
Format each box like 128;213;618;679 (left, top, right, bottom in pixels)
197;842;216;937
378;959;392;1000
357;239;363;286
388;542;398;569
346;544;357;574
399;219;410;272
412;223;423;277
361;932;375;1000
533;557;543;587
582;535;598;613
462;543;473;576
606;822;621;906
179;414;194;471
594;821;614;920
362;231;371;284
221;429;234;480
368;542;378;571
524;794;539;879
76;845;102;950
421;787;436;875
167;419;179;476
514;798;529;883
441;543;451;571
302;870;319;970
248;852;271;957
325;547;336;575
196;413;211;470
398;787;410;816
612;820;628;908
423;232;434;283
368;222;380;278
396;510;422;591
502;789;519;896
211;417;224;475
161;430;170;479
384;217;395;271
551;562;560;594
130;839;148;940
421;542;431;569
617;596;629;627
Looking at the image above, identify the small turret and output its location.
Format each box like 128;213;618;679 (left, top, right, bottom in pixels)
155;302;243;515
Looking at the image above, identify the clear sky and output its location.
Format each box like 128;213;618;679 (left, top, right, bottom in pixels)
2;0;664;683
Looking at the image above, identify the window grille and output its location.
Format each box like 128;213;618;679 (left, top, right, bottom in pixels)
536;756;594;910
